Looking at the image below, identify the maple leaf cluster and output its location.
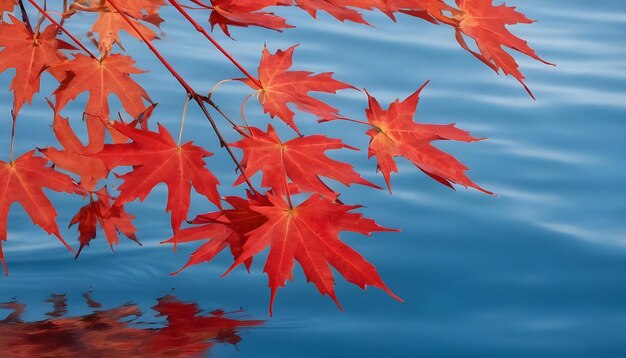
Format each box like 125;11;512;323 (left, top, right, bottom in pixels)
199;0;554;95
0;0;551;313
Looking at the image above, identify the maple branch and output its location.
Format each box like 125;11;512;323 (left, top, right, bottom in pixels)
166;0;263;89
17;0;33;32
25;0;97;60
106;0;259;194
9;115;16;163
204;97;245;134
195;99;260;194
106;0;195;94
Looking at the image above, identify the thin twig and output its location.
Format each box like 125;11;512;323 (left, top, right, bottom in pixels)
318;116;376;128
166;0;262;88
25;0;98;59
205;98;245;134
106;0;259;194
17;0;33;32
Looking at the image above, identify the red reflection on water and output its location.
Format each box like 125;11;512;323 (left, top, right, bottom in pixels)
0;293;263;357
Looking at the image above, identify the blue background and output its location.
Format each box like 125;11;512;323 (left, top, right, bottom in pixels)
0;1;625;356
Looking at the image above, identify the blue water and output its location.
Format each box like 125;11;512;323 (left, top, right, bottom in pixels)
1;1;625;356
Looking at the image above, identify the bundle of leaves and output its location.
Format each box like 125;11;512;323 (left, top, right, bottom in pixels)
0;0;552;313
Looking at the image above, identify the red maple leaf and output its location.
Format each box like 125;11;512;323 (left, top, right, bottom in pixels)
50;53;151;147
449;0;553;98
240;45;355;134
224;192;401;314
232;125;379;198
363;82;491;194
0;151;77;274
71;187;139;257
39;106;108;191
200;0;293;37
95;122;221;234
0;15;74;118
165;192;270;272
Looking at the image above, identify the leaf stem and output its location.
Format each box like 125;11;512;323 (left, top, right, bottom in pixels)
25;0;97;60
178;94;190;146
204;97;245;135
166;0;262;89
207;79;233;99
9;115;16;163
17;0;33;32
240;92;255;133
319;116;375;128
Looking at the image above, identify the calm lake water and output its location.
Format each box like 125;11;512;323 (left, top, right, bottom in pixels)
1;1;625;356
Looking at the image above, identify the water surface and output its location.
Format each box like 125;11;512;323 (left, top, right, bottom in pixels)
0;1;625;356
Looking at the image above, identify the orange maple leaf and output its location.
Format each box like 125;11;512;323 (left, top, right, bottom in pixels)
241;45;355;134
450;0;553;98
0;15;74;118
224;192;401;314
364;82;491;194
50;53;151;147
39;106;108;191
95;122;221;234
164;192;270;272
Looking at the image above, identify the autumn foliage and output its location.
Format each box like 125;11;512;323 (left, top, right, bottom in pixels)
0;0;551;313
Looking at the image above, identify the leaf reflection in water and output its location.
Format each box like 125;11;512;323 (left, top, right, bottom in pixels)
0;293;263;357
